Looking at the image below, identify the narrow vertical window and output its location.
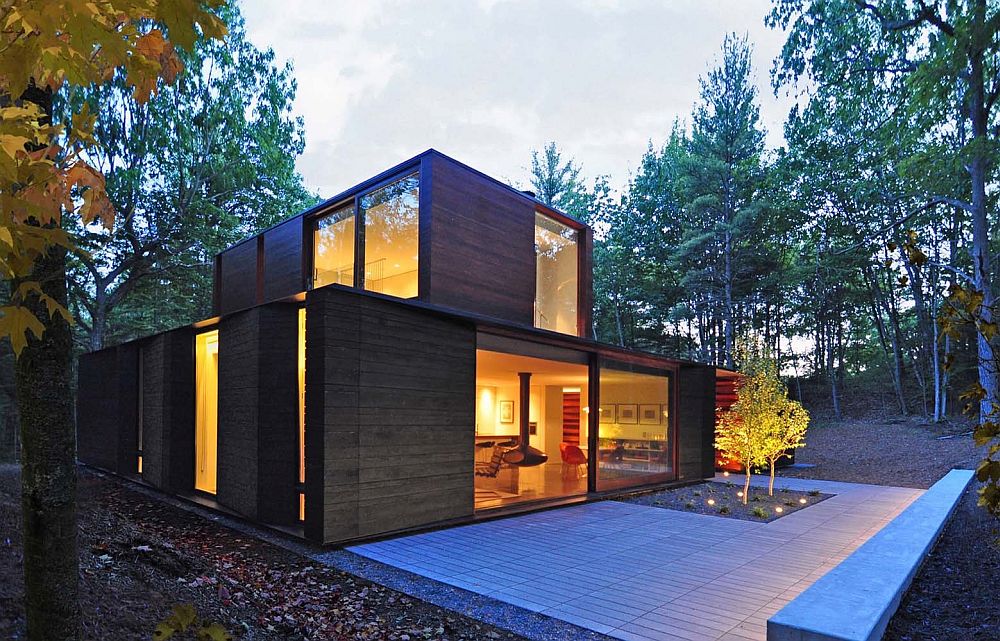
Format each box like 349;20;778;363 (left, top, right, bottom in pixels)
195;330;219;494
534;213;579;335
313;204;355;288
297;307;306;521
362;173;419;298
137;348;144;474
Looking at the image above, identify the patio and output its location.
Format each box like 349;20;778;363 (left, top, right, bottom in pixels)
344;476;922;641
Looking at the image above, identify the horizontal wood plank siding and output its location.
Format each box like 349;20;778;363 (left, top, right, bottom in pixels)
140;328;195;492
677;363;717;481
217;304;299;524
305;286;475;544
262;218;305;302
219;240;258;315
77;347;122;472
424;154;536;326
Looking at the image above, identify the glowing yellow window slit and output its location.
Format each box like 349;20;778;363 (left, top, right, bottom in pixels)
194;330;219;494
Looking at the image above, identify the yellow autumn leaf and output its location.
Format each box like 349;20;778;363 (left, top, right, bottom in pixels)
0;305;45;357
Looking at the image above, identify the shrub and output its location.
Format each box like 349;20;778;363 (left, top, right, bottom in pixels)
751;506;768;518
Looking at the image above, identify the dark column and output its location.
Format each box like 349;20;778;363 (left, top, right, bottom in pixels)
518;372;531;447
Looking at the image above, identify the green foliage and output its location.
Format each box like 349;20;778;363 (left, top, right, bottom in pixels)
59;4;318;349
154;604;232;641
751;506;767;519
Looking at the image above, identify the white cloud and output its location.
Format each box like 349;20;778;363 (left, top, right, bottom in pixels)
240;0;793;198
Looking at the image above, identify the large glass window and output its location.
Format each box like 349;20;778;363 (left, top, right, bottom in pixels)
313;204;355;288
474;344;589;511
362;173;419;298
534;213;578;335
195;330;219;494
597;363;673;490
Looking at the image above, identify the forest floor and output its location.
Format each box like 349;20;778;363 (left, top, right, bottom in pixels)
0;417;996;640
775;416;999;640
0;465;524;641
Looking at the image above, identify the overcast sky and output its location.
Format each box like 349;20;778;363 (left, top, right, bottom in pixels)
240;0;795;198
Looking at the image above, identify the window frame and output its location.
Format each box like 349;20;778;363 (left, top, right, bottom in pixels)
306;166;422;298
533;205;585;337
592;357;679;492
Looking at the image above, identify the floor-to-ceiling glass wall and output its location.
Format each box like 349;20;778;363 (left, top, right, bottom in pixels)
194;329;219;494
596;361;674;490
474;338;590;510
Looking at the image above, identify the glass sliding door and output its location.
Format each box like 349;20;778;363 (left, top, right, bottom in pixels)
195;330;219;494
597;362;674;491
534;212;579;335
474;343;590;510
313;204;355;288
362;173;419;298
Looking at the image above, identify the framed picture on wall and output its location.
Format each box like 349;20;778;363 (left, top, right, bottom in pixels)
599;404;616;424
639;404;660;425
499;400;514;424
618;404;638;424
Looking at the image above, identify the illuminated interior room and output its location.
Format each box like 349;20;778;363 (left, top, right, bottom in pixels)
596;364;673;490
474;346;590;510
194;329;219;495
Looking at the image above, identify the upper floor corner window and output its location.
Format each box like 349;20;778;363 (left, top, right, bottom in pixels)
362;172;419;299
313;204;355;288
534;212;579;335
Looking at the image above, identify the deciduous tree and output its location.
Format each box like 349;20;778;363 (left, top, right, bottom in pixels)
0;2;225;638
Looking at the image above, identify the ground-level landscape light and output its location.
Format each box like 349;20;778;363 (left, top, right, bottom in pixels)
799;498;807;504
775;506;783;513
737;491;743;498
707;498;715;506
723;471;730;477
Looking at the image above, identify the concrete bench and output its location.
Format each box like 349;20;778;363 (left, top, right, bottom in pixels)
767;468;975;641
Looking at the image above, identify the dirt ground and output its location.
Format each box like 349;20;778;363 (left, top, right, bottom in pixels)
0;465;524;641
617;481;831;522
775;417;999;640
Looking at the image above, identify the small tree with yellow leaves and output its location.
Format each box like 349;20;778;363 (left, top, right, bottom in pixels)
716;345;809;502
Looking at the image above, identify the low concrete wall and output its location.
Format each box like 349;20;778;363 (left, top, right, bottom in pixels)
767;469;974;641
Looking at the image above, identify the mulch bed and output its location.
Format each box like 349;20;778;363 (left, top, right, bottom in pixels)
0;464;525;641
615;481;831;522
772;417;999;640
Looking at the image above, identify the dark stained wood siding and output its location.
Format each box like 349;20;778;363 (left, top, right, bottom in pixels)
115;342;141;475
677;362;717;481
305;285;475;544
140;328;195;492
423;154;536;326
217;304;299;524
262;218;305;302
218;240;257;314
77;347;122;472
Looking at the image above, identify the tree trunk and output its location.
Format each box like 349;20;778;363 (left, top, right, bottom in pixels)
723;229;735;368
15;83;79;641
966;29;997;421
742;468;751;505
16;243;79;641
768;459;776;497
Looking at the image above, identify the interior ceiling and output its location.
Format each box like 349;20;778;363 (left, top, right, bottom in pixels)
476;349;589;387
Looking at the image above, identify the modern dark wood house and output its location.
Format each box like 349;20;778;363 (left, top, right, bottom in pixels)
77;149;723;545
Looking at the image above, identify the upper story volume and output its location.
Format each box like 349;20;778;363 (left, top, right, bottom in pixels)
211;149;594;338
